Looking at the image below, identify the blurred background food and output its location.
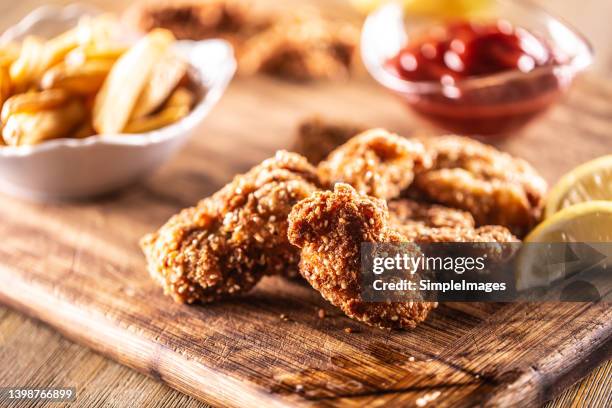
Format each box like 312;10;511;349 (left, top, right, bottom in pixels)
236;9;359;81
125;1;361;81
113;0;612;74
116;0;599;136
124;0;259;41
2;0;611;78
0;16;197;147
0;0;608;139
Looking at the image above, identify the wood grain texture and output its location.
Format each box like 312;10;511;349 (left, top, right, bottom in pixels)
0;0;611;407
0;306;209;408
545;361;612;408
1;303;609;408
0;71;611;407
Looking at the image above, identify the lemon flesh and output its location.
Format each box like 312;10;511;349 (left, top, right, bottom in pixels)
515;201;612;291
545;155;612;218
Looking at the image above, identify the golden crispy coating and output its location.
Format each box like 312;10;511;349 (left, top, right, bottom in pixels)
125;0;257;41
288;184;436;329
238;10;358;81
412;136;547;236
140;151;319;303
388;199;475;231
294;116;366;165
388;198;518;266
395;224;519;273
318;129;432;200
396;224;517;243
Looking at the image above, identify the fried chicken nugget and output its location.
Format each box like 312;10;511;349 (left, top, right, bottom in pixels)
388;198;475;231
238;10;358;81
402;225;518;244
125;0;252;41
412;136;547;237
388;198;518;268
317;129;432;200
389;198;517;242
293;115;366;165
288;183;436;329
140;151;320;303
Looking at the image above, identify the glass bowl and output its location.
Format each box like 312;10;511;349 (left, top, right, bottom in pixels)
361;1;593;136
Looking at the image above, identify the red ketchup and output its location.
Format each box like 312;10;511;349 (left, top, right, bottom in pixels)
386;20;563;135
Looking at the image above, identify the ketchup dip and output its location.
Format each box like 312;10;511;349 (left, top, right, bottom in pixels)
385;20;566;135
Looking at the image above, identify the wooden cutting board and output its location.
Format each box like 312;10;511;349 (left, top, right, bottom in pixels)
0;74;611;408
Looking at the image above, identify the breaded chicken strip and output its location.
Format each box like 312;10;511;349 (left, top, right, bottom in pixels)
411;136;547;236
293;116;366;165
141;151;319;303
318;129;432;200
288;184;436;329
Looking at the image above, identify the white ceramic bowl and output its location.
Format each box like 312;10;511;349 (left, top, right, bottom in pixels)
0;4;236;201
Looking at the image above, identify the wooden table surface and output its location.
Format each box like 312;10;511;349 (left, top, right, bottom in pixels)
0;1;611;407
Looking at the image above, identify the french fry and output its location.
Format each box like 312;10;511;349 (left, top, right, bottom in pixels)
1;89;69;123
2;99;86;146
75;14;117;45
40;28;80;73
0;66;11;110
130;52;187;119
41;59;114;94
0;16;195;145
0;43;20;68
93;29;175;134
9;36;45;92
123;87;192;134
65;43;127;67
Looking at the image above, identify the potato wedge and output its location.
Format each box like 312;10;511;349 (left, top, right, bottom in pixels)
1;89;69;123
41;59;114;94
124;88;191;134
165;87;195;109
2;99;86;146
93;29;175;134
124;105;189;134
130;52;187;119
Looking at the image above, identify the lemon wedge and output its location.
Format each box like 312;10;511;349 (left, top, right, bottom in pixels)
404;0;492;18
350;0;492;17
515;201;612;291
545;155;612;218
